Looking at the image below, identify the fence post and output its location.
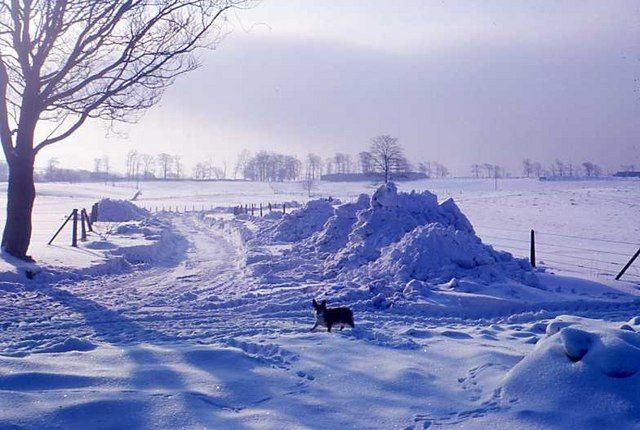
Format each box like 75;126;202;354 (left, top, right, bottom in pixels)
268;202;272;212
90;203;98;223
71;209;78;247
83;209;93;232
251;204;254;216
616;247;640;280
530;229;536;268
80;210;87;241
282;203;286;214
260;203;263;217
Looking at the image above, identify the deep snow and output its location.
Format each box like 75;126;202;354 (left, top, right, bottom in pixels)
0;178;638;429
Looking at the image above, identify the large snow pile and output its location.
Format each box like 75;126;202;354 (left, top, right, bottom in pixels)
98;198;149;222
268;199;335;243
241;182;541;314
360;223;520;284
329;182;474;269
304;194;370;253
500;315;640;428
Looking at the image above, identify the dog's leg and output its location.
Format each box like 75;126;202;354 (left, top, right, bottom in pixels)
340;324;345;331
327;323;332;332
310;323;318;331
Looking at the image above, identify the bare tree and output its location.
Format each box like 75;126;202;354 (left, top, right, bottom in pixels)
157;153;173;180
432;162;449;178
522;159;532;178
532;161;543;178
305;153;323;180
0;0;251;259
369;135;406;183
93;158;103;174
233;149;251;179
471;164;481;178
359;151;373;174
174;155;183;179
582;161;601;177
125;151;138;179
141;153;155;179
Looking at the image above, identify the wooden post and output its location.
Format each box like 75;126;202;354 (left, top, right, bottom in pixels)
616;247;640;280
245;204;248;214
90;203;98;223
530;229;536;268
260;203;263;217
251;204;254;216
71;209;78;247
282;203;286;214
83;209;93;232
268;203;272;212
48;210;75;245
80;210;87;241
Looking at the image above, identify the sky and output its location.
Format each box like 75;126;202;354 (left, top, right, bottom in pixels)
38;0;640;176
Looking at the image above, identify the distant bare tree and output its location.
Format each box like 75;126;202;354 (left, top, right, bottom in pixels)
369;135;407;183
157;153;173;180
126;151;138;179
582;161;601;177
306;153;323;180
522;159;532;178
324;157;334;175
433;162;449;178
141;154;156;179
0;0;252;259
93;158;103;174
532;161;543;178
471;164;481;178
233;150;251;179
359;151;373;174
174;155;183;179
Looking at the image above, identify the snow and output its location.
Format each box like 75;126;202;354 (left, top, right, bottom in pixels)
0;178;638;429
97;198;149;222
479;315;640;428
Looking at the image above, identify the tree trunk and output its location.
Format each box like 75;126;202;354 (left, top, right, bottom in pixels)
2;154;36;260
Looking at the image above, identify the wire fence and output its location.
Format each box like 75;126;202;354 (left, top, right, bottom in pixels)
474;225;640;282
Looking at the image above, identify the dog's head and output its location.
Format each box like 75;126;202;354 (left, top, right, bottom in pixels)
312;298;327;315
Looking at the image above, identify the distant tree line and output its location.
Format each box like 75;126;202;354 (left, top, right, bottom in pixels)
232;134;449;183
521;159;603;178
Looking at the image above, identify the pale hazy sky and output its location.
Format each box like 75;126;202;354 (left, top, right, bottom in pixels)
39;0;640;175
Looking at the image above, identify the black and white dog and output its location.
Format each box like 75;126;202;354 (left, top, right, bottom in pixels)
311;299;354;332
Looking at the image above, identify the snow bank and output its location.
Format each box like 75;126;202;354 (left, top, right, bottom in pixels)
329;182;474;269
500;315;640;427
305;194;370;253
268;199;335;243
97;198;149;222
361;223;516;284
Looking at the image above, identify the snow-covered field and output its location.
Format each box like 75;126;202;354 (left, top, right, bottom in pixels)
0;178;639;429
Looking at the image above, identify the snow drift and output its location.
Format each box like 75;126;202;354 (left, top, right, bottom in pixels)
500;315;640;428
266;198;335;243
97;198;149;222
